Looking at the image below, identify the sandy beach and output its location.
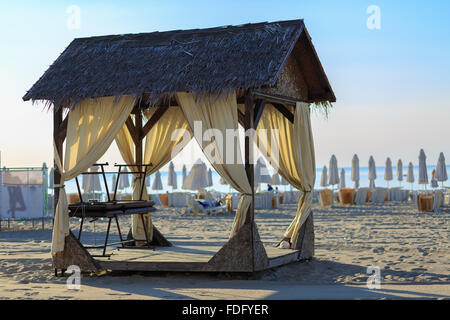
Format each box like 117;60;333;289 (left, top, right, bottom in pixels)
0;201;448;299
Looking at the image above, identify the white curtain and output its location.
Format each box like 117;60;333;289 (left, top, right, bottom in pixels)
176;91;252;237
52;95;136;254
256;102;315;249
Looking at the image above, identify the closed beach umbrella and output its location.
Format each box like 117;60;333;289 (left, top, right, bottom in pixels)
430;169;438;189
83;166;102;193
207;168;213;187
182;159;208;191
435;152;448;187
406;162;414;190
49;167;54;189
418;149;428;187
119;166;130;190
338;168;346;189
111;175;117;190
182;164;187;184
145;175;150;187
368;156;376;190
151;170;163;190
351;154;360;189
271;173;281;185
255;157;271;184
384;157;393;187
397;159;403;186
167;161;177;189
320;166;328;187
280;175;289;185
328;155;339;186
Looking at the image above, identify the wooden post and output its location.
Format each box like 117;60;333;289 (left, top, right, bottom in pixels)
53;106;63;211
244;92;255;225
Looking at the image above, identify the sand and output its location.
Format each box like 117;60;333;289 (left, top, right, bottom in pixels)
0;201;449;299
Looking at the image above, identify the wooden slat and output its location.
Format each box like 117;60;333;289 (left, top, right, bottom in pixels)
272;103;294;123
141;105;169;139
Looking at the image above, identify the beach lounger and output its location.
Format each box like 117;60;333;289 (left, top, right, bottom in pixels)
354;188;369;205
319;189;332;206
178;199;227;216
339;188;355;205
433;191;443;213
371;188;387;204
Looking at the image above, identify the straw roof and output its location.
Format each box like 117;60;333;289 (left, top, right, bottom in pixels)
23;19;335;108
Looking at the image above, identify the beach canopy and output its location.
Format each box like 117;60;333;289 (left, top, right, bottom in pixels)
351;154;360;189
167;161;177;189
271;173;281;185
368;156;376;190
406;162;415;183
338;168;346;189
384;157;393;182
151;170;163;190
25;19;336;258
320;166;328;187
182;159;208;191
418;149;428;185
397;159;403;182
328;155;339;186
435;152;448;183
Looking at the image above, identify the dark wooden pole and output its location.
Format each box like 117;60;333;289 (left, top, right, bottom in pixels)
53;106;63;211
135;110;143;201
244;92;255;225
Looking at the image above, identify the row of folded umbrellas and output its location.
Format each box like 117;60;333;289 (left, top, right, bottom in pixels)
49;149;447;193
48;156;285;193
320;150;448;189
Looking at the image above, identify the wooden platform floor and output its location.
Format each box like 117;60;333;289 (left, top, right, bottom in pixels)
94;243;300;272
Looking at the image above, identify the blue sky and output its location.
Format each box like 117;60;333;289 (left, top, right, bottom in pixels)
0;0;449;170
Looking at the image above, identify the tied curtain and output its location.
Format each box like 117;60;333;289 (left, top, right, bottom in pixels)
176;91;252;238
52;96;136;254
256;102;315;249
115;107;190;242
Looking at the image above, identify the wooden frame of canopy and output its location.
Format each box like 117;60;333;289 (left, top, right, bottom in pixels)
51;89;315;274
24;19;335;274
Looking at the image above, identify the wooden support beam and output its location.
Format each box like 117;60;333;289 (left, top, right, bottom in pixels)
237;110;245;127
272;102;294;123
253;99;267;129
244;92;255;225
53;106;63;211
125;116;139;145
141;105;169;139
58;113;69;143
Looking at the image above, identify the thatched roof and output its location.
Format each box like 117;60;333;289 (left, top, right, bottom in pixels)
23;19;335;107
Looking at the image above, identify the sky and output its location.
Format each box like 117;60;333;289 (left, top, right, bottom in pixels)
0;0;449;172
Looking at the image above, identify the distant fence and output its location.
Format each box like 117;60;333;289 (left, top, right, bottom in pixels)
0;164;51;231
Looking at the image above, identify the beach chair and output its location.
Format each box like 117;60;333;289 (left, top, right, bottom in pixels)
354;188;368;205
418;193;434;212
433;191;443;213
178;199;227;216
339;188;355;205
371;188;387;204
319;189;332;206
